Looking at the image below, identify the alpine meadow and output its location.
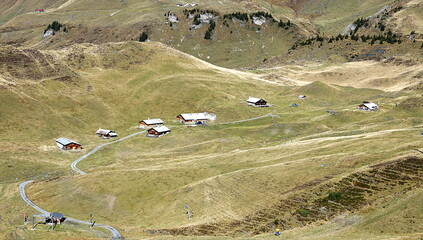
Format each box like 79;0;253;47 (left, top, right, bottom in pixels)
0;0;422;240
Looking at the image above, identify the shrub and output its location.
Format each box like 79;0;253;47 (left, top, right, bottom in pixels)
328;191;342;201
297;209;310;217
139;32;148;42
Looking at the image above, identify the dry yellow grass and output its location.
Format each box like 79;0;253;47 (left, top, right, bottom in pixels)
1;41;422;239
259;60;423;91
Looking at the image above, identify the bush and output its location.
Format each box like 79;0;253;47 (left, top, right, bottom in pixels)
328;192;342;202
139;32;148;42
297;209;310;217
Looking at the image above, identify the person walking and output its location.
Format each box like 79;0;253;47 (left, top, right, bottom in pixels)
275;228;281;236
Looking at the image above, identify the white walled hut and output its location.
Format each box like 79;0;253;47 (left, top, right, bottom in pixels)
139;118;164;128
147;126;171;137
247;97;269;107
96;129;118;138
176;112;215;124
56;138;82;150
358;101;379;111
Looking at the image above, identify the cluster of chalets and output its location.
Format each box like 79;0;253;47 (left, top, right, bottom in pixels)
55;97;381;149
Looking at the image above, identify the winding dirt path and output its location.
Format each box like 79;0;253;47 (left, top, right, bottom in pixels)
71;130;147;175
19;181;122;239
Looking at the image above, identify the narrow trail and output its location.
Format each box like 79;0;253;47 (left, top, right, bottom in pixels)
21;130;149;238
18;114;274;239
71;130;147;175
110;10;122;16
19;181;121;239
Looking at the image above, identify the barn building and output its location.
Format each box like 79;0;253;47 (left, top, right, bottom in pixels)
247;97;269;107
56;138;83;150
147;126;171;137
358;101;379;111
176;113;211;124
95;129;118;138
139;118;164;128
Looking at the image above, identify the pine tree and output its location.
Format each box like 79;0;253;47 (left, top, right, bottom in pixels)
139;32;148;42
204;29;212;39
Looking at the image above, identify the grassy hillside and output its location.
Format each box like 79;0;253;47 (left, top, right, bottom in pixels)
1;42;420;239
0;22;422;240
25;83;423;239
0;0;312;68
296;0;395;35
0;41;288;238
0;0;67;25
0;0;420;68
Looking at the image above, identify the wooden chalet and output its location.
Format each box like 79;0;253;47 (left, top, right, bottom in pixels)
56;137;82;150
247;97;268;107
358;101;379;111
96;129;118;138
176;113;209;124
139;118;164;128
147;126;171;137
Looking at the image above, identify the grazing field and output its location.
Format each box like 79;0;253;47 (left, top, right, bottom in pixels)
1;0;423;239
0;41;422;239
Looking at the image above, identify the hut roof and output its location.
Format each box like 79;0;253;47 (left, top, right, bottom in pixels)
56;137;80;146
152;126;171;133
96;129;115;135
247;97;264;103
362;102;378;109
179;113;209;120
141;118;164;125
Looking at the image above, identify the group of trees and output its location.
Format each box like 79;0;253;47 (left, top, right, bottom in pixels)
391;6;403;13
250;11;274;21
368;31;402;44
350;17;369;35
278;19;292;29
376;22;386;31
44;21;62;34
183;8;199;18
204;20;216;40
292;35;324;48
291;29;404;50
223;12;249;22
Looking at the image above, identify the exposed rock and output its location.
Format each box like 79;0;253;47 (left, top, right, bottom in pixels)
252;16;266;26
